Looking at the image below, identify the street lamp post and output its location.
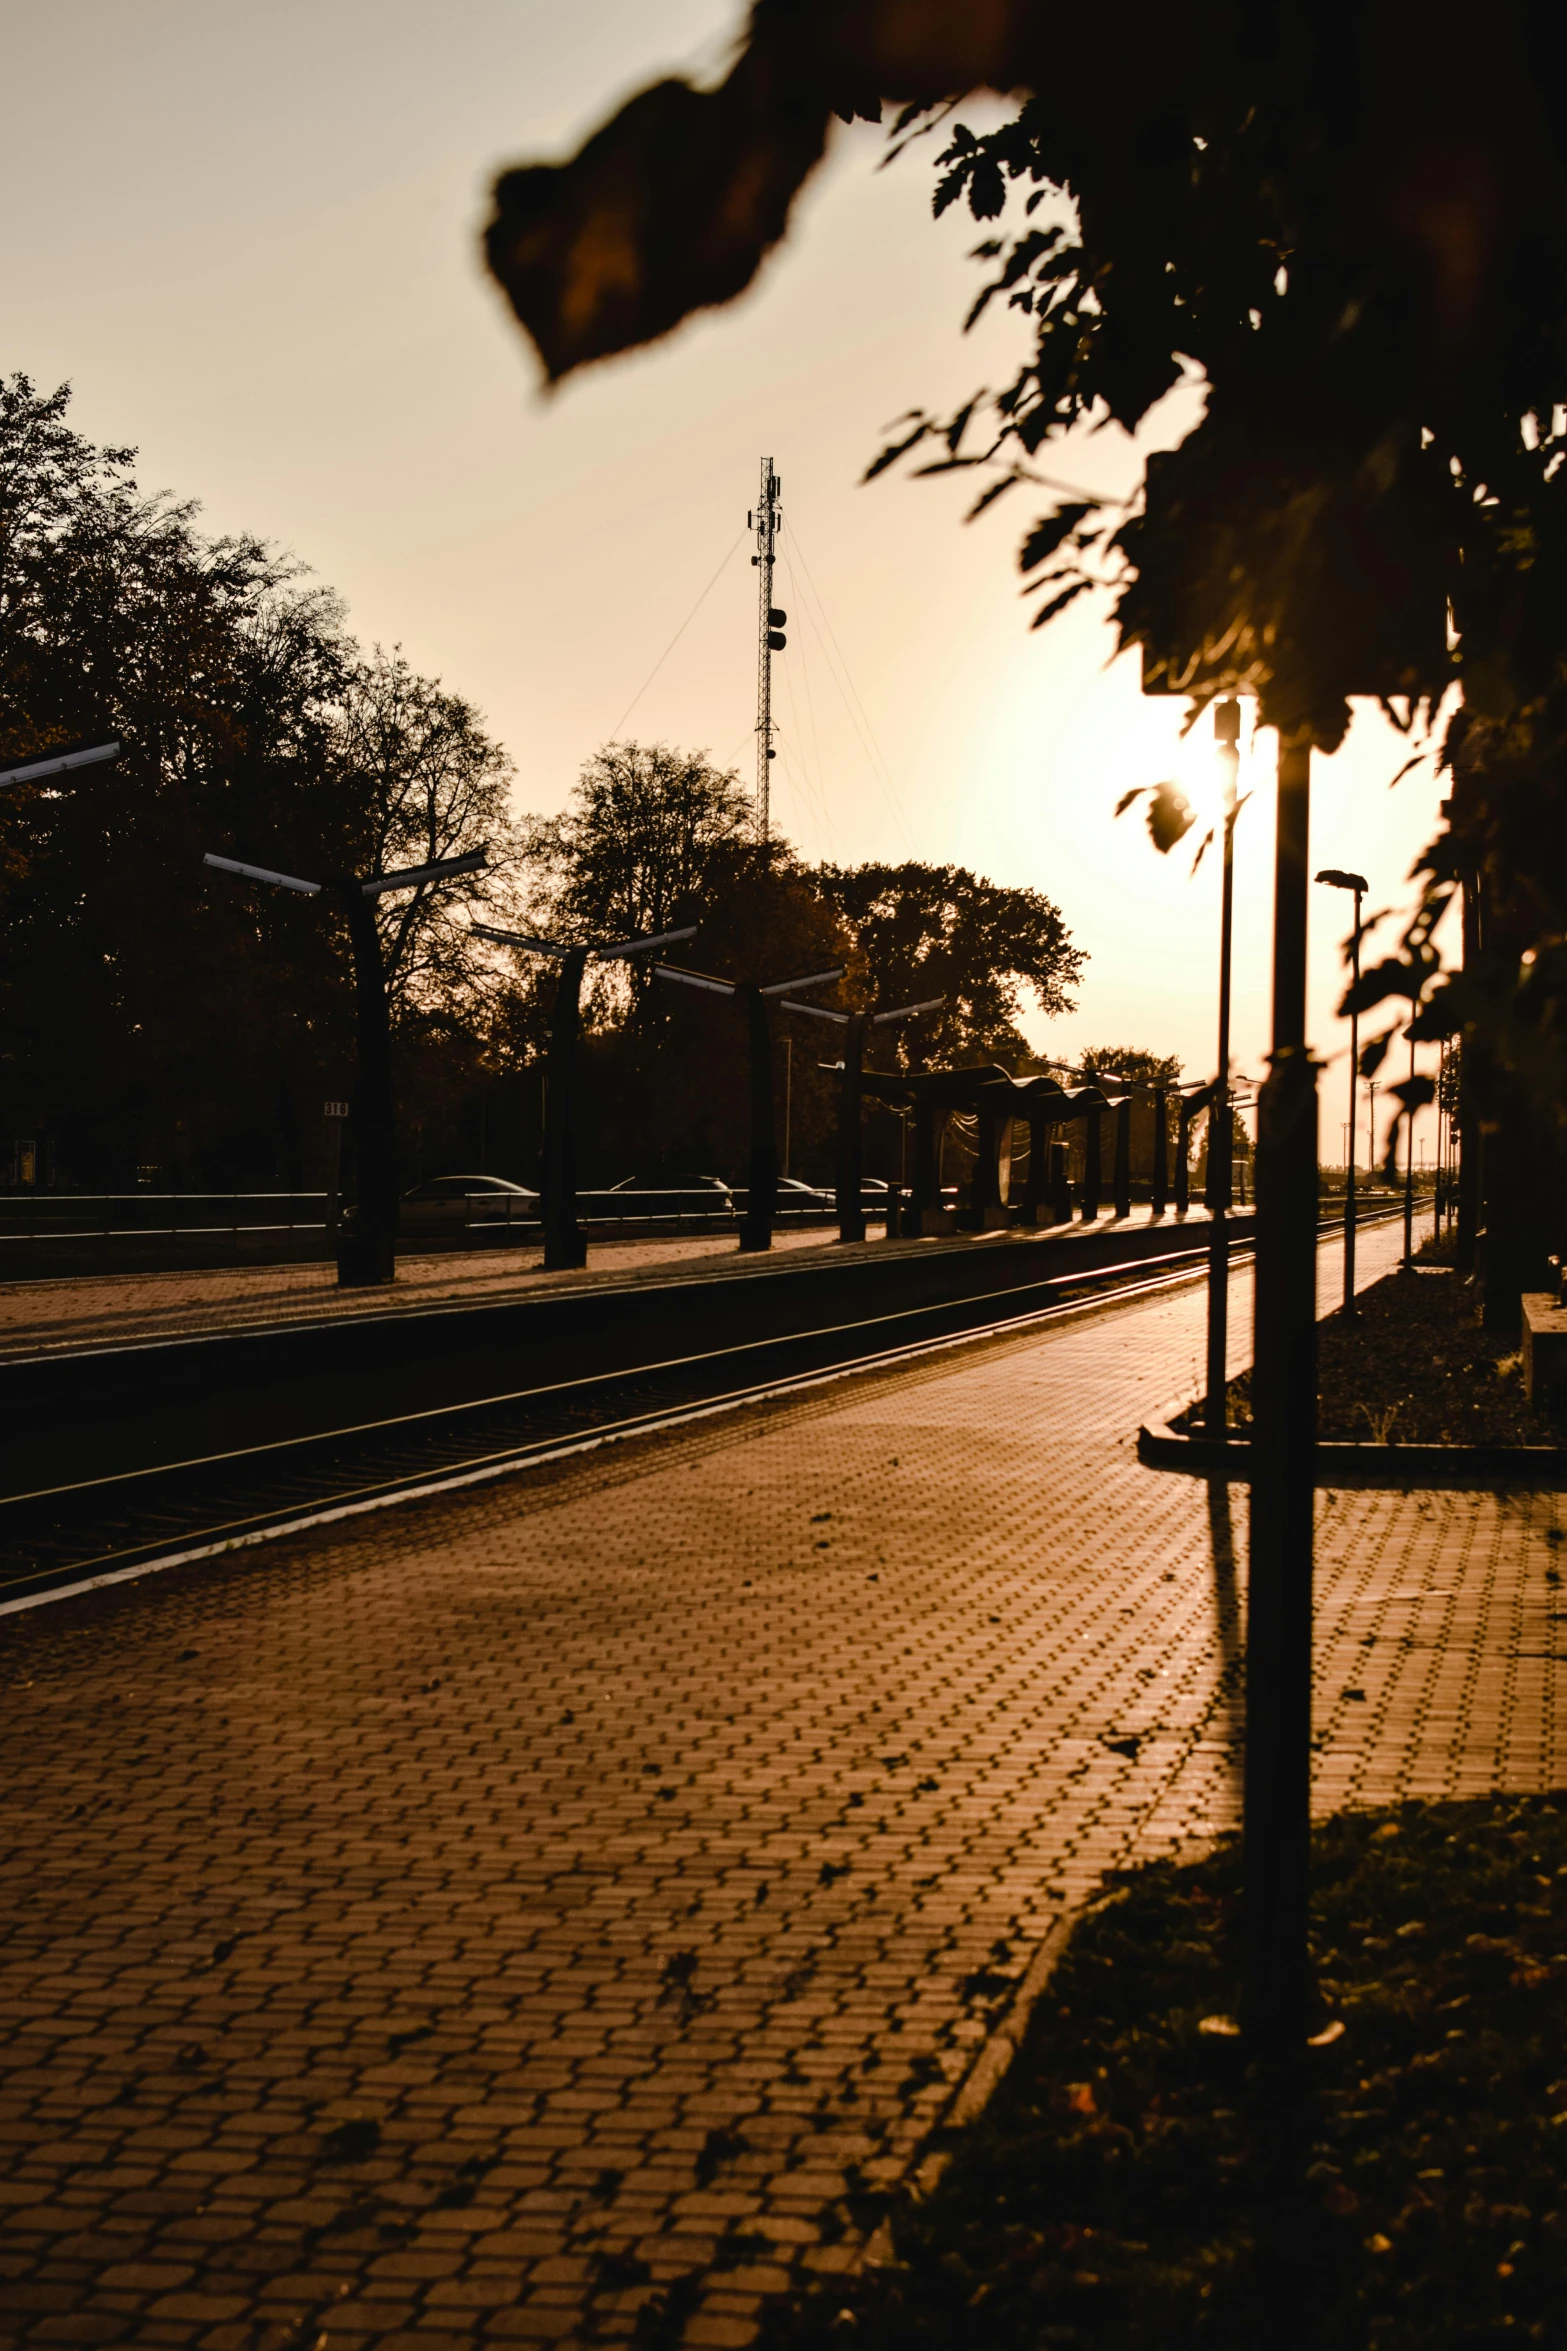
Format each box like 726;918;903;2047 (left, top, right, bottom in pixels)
1403;1025;1418;1270
1315;868;1369;1312
1244;731;1322;2056
778;994;943;1242
1436;1037;1448;1238
204;844;487;1285
654;960;845;1251
472;922;696;1270
1203;700;1242;1438
1367;1077;1379;1179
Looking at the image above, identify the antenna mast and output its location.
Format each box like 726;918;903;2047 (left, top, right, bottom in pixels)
752;458;785;840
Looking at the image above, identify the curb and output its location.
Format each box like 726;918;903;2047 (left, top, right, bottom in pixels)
1137;1399;1567;1487
857;1908;1080;2268
937;1911;1077;2147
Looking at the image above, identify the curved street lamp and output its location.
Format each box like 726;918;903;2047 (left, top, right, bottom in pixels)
472;921;696;1270
655;960;844;1251
779;994;944;1242
205;845;487;1285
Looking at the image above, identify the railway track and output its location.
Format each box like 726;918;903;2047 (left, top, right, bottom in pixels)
1;1211;1401;1614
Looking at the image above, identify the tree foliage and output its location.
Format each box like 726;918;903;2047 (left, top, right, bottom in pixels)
521;740;753;1010
1076;1046;1182;1090
485;0;1567;1137
328;644;521;1018
509;752;1087;1175
0;364;1094;1195
814;859;1083;1064
0;375;513;1187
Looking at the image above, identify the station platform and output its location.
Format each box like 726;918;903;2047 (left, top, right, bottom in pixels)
1;1219;1558;2350
0;1206;1218;1364
5;1206;1243;1498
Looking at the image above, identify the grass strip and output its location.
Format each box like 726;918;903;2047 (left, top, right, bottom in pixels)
1178;1268;1556;1446
761;1795;1567;2348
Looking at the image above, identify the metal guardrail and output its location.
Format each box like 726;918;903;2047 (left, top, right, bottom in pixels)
0;1191;330;1242
0;1187;855;1249
0;1181;1406;1252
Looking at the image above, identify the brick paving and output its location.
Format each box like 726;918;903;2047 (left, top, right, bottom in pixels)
4;1218;1564;2351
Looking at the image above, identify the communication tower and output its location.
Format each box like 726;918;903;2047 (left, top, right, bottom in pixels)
750;459;786;839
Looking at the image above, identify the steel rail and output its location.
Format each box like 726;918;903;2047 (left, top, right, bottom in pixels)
3;1210;1401;1615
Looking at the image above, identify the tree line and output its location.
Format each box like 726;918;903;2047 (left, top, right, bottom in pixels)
0;376;1087;1195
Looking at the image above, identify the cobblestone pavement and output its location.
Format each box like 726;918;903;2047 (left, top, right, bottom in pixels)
0;1207;1189;1362
5;1221;1563;2351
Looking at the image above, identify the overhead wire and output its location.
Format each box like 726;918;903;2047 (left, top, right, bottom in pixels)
775;648;841;858
784;564;836;849
607;530;745;742
780;543;900;856
780;522;918;854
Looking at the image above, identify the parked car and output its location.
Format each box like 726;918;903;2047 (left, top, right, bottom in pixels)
604;1172;736;1218
775;1176;834;1211
400;1174;539;1231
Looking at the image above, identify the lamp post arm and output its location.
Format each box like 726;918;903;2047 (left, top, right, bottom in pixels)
359;847;488;896
472;924;571;958
204;852;322;896
0;737;121;789
593;924;699;961
759;965;846;998
653;964;736;996
872;996;945;1024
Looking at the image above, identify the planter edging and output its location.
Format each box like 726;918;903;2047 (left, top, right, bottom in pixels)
1138;1399;1567;1487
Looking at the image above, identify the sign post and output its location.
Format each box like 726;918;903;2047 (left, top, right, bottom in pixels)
323;1100;349;1237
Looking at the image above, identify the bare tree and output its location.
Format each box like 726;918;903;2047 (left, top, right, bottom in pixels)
332;645;524;1021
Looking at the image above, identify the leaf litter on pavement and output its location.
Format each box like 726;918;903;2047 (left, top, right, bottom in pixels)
759;1793;1567;2348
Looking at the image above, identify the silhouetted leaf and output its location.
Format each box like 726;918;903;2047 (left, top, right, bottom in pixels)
1146;783;1196;854
1019;503;1091;574
1028;579;1093;629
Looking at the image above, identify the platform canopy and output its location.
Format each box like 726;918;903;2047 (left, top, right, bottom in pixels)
855;1063;1125;1124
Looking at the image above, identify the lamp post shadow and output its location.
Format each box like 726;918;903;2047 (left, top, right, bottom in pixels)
1204;1473;1246;1796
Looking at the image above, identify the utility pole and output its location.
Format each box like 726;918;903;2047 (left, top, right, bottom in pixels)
751;459;785;839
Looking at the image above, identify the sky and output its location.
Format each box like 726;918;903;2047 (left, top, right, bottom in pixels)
0;0;1452;1165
